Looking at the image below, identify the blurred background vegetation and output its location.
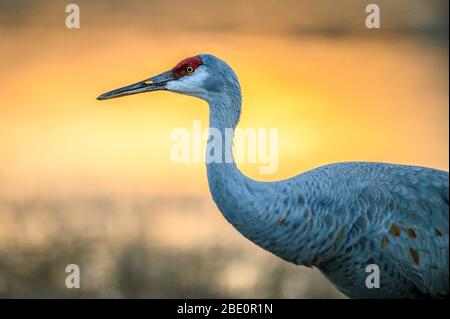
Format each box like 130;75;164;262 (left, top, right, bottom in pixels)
0;0;448;298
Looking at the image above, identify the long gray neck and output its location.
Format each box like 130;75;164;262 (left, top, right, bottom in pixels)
205;93;262;225
204;89;321;267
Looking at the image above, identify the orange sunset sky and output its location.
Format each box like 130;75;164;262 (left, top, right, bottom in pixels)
0;0;448;197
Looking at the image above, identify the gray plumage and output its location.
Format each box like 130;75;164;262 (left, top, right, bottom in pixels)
98;53;449;299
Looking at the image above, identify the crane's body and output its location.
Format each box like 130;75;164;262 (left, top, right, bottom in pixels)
98;54;449;298
209;159;448;298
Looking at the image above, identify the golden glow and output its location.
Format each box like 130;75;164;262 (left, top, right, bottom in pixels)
0;31;448;196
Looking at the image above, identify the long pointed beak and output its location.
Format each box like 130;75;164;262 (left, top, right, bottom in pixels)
97;70;174;101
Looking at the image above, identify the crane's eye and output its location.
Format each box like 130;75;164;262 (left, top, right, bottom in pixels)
186;66;194;74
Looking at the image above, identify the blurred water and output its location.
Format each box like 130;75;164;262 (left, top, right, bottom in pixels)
0;194;344;298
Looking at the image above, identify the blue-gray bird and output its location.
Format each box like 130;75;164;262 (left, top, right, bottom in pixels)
97;54;449;298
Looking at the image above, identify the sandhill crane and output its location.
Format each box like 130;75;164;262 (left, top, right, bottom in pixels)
97;54;449;298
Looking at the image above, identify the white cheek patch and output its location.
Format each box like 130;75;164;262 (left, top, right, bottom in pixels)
167;67;209;96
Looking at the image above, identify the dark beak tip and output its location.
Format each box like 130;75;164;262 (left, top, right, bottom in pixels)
96;94;110;101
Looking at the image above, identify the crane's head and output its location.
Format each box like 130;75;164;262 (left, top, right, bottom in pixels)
97;54;240;102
